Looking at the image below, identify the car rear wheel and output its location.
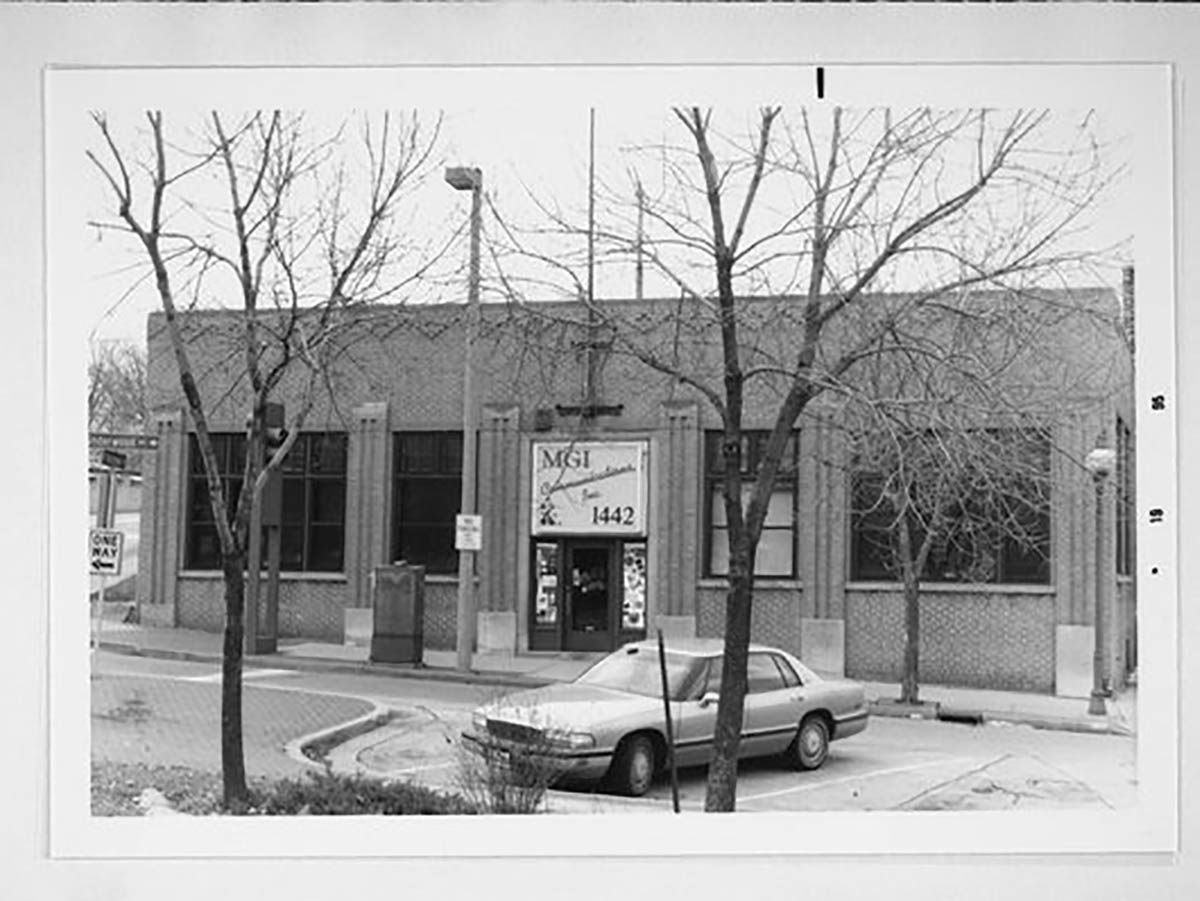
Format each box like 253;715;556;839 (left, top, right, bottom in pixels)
788;714;830;771
609;734;656;797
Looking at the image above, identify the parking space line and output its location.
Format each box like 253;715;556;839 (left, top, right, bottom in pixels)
737;756;982;804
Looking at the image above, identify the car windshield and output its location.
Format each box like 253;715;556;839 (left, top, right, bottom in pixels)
575;647;703;700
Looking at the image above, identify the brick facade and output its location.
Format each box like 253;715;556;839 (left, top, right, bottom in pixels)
139;291;1135;693
845;587;1057;693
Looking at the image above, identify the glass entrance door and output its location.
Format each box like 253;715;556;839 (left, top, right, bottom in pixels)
530;538;647;652
565;542;614;651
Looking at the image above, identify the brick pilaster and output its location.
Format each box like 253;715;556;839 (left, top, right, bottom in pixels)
479;404;521;612
137;409;186;625
345;402;390;609
656;401;700;619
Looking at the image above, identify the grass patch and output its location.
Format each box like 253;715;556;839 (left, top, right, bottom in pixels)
92;761;228;816
92;760;476;816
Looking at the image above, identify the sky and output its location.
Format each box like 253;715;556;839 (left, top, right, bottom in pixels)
62;73;1138;350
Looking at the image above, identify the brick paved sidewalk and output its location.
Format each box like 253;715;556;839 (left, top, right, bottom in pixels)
91;673;375;779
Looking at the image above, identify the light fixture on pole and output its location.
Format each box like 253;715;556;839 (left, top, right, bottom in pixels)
1084;445;1116;717
446;166;483;673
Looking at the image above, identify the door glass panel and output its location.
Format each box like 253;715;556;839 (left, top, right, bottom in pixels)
534;543;559;627
621;542;647;631
569;546;609;633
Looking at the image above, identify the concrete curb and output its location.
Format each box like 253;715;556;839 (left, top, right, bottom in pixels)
99;640;551;690
867;699;1130;736
283;700;396;772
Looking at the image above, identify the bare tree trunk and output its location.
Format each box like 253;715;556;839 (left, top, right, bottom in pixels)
704;536;755;812
896;513;921;705
220;554;248;807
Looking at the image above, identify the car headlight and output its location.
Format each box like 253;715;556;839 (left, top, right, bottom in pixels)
471;710;488;733
546;729;596;750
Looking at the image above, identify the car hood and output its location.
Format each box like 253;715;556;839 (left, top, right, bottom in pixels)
479;682;662;732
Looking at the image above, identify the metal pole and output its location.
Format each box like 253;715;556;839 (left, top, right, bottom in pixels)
657;629;681;813
455;173;483;672
92;465;114;660
1088;471;1110;716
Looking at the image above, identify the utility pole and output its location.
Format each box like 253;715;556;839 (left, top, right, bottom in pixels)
446;166;483;672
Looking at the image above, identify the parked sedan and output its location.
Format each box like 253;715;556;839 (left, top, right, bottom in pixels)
461;638;868;797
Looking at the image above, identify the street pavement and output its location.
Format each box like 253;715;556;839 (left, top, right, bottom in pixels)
92;650;1138;815
92;619;1139;814
92;667;378;780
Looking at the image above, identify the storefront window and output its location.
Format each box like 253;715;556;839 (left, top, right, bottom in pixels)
185;432;346;572
534;543;559;626
621;542;647;631
704;431;798;578
849;430;1050;585
393;432;463;574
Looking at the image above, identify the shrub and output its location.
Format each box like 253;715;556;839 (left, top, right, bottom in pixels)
453;703;573;815
247;770;477;816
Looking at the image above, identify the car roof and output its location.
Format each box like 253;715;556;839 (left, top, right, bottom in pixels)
619;637;783;658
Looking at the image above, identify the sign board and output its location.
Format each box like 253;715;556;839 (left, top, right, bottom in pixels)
532;440;648;536
455;514;483;551
99;449;128;470
90;433;159;451
89;528;124;576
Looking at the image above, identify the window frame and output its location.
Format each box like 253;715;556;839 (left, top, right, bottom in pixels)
703;430;799;579
392;431;464;576
278;432;348;574
184;431;348;573
848;430;1052;586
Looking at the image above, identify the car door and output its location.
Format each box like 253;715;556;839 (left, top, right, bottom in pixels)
740;652;805;758
672;656;721;769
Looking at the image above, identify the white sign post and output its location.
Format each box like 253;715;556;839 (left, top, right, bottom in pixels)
455;514;483;551
90;528;124;656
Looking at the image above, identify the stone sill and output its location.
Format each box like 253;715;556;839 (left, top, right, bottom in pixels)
179;570;347;583
697;578;803;591
846;581;1056;596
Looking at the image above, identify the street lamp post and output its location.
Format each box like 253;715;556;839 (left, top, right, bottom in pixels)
446;166;483;672
1085;446;1116;716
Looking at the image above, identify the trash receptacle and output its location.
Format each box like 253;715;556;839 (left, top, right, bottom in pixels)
370;562;425;664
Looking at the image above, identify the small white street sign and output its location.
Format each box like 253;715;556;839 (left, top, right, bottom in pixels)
455;514;483;551
89;528;124;576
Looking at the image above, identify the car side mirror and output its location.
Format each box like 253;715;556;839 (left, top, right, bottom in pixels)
699;691;719;709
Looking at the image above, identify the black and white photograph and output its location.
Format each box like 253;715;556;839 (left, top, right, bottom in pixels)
44;60;1175;855
5;4;1196;900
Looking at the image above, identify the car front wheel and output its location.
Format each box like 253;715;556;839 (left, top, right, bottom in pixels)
609;734;656;797
788;714;830;771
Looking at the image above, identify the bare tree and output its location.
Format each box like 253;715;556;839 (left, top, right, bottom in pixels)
88;338;148;432
88;109;442;807
490;106;1125;811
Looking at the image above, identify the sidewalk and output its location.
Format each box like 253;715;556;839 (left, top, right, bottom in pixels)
96;621;1136;737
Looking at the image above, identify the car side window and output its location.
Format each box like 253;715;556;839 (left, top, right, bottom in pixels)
746;653;787;694
703;657;723;696
772;654;802;688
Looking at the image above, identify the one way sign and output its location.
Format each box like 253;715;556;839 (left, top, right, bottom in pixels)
89;529;124;576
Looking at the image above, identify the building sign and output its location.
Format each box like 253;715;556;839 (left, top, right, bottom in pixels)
455;514;483;551
532;441;648;536
89;529;124;576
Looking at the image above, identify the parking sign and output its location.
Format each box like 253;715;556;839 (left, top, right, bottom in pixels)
89;529;124;576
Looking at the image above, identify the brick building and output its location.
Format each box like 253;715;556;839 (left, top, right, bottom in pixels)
136;286;1135;696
